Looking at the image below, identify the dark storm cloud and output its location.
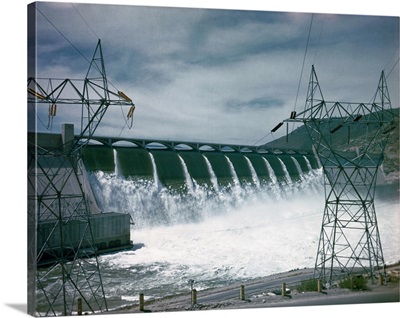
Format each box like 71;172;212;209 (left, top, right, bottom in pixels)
226;97;285;111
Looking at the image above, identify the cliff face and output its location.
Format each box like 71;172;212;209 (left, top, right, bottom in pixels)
264;108;399;185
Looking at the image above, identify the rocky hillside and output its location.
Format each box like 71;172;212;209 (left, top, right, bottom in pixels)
265;108;399;184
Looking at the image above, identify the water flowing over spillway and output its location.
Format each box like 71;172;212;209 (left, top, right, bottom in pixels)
81;147;399;310
88;149;322;228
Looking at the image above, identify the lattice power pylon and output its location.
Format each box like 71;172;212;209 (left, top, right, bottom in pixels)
280;65;396;287
27;40;135;316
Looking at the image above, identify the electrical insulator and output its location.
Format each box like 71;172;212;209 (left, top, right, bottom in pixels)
330;124;343;134
271;122;283;133
127;105;135;118
50;104;57;117
28;87;46;100
118;91;132;102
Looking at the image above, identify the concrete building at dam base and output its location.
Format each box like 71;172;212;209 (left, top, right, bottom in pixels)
28;124;133;267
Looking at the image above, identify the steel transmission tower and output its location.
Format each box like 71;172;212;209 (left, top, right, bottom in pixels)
280;65;396;287
28;40;136;316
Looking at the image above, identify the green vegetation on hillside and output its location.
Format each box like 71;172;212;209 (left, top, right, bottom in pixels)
264;108;399;181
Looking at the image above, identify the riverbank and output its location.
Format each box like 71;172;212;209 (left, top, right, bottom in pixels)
105;263;399;315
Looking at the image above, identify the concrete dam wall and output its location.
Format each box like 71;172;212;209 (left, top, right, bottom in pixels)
81;145;319;189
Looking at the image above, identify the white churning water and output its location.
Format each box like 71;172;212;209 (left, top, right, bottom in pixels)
87;155;399;310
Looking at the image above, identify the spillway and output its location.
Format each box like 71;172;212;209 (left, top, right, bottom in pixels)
82;145;320;227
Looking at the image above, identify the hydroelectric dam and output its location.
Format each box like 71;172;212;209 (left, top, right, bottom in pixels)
82;135;320;188
83;135;321;227
30;126;321;264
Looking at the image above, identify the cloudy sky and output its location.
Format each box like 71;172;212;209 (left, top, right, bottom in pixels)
0;2;398;318
28;1;399;146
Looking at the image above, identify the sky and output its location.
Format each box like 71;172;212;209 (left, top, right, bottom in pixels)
27;1;399;146
0;2;399;318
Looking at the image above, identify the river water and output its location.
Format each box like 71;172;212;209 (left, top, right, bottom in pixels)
85;158;399;311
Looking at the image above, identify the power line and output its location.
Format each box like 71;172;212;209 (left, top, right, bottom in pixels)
253;131;272;146
293;13;314;112
34;4;91;64
70;4;134;127
313;14;326;65
253;14;316;147
71;3;100;40
386;57;399;79
69;3;122;95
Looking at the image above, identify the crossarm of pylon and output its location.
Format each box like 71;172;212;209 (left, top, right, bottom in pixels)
28;77;133;106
